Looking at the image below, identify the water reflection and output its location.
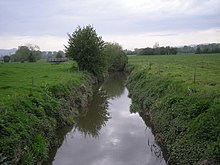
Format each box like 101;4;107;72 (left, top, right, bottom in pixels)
73;89;110;138
146;130;164;162
46;72;167;165
101;72;127;99
74;72;127;138
140;112;167;161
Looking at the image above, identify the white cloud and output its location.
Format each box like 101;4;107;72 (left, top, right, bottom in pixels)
0;0;219;50
0;28;219;51
103;28;220;50
0;35;67;51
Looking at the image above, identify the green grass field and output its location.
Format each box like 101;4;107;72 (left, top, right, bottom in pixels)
0;61;91;164
0;54;219;164
128;53;220;92
127;53;220;164
0;61;83;103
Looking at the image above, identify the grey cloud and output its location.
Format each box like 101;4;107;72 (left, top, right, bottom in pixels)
148;33;178;37
0;0;219;40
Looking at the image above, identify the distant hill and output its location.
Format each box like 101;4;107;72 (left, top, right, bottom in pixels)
0;48;17;57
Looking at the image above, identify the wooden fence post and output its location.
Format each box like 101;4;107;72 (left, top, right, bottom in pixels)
30;77;34;95
193;64;197;83
158;64;160;74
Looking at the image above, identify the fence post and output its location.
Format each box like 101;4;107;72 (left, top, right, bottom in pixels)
193;64;197;83
158;64;160;74
30;77;34;95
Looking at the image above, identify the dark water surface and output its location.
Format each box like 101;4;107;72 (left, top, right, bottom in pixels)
46;73;167;165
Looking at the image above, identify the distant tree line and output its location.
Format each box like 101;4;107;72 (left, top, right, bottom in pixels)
177;46;196;54
2;44;66;63
177;43;220;54
195;43;220;54
125;43;220;55
125;46;178;55
41;50;65;59
10;44;41;62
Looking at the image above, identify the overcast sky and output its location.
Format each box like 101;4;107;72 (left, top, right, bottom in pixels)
0;0;220;51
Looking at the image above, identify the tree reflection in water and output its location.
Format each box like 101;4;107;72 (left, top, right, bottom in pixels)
101;72;127;99
43;77;113;164
44;72;168;165
74;72;127;138
73;88;110;138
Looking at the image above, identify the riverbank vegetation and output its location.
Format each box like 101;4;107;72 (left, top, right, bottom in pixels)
104;42;128;71
0;62;93;164
127;53;220;164
0;25;128;164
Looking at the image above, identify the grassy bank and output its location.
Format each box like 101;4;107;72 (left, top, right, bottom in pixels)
127;54;220;164
0;62;83;103
0;62;92;164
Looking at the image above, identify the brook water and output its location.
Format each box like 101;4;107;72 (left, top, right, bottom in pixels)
45;73;167;165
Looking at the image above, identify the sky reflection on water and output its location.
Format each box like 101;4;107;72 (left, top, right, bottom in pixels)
51;73;166;165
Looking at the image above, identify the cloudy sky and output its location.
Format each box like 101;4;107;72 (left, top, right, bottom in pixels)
0;0;220;51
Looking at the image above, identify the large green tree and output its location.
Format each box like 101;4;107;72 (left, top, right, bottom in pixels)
15;46;30;62
14;44;41;62
65;25;107;76
104;42;128;71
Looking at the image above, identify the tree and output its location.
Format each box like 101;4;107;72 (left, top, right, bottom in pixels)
28;52;36;62
196;46;201;54
3;55;10;62
15;46;31;62
14;44;41;62
170;47;178;55
65;25;106;76
103;42;128;71
55;51;65;58
56;52;63;58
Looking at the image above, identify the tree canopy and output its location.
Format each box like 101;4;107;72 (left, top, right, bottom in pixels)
65;25;107;76
11;44;41;62
103;42;128;71
132;46;178;55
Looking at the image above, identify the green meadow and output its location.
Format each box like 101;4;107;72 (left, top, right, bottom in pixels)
0;54;219;164
0;61;83;104
127;53;220;164
0;61;91;164
128;53;220;92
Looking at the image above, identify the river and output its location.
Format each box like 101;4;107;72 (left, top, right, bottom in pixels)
45;73;167;165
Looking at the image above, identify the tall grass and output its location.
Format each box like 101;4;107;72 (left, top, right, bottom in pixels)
0;61;92;164
127;53;220;165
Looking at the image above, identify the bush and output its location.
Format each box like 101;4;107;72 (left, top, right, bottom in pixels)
3;56;10;62
103;42;128;71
